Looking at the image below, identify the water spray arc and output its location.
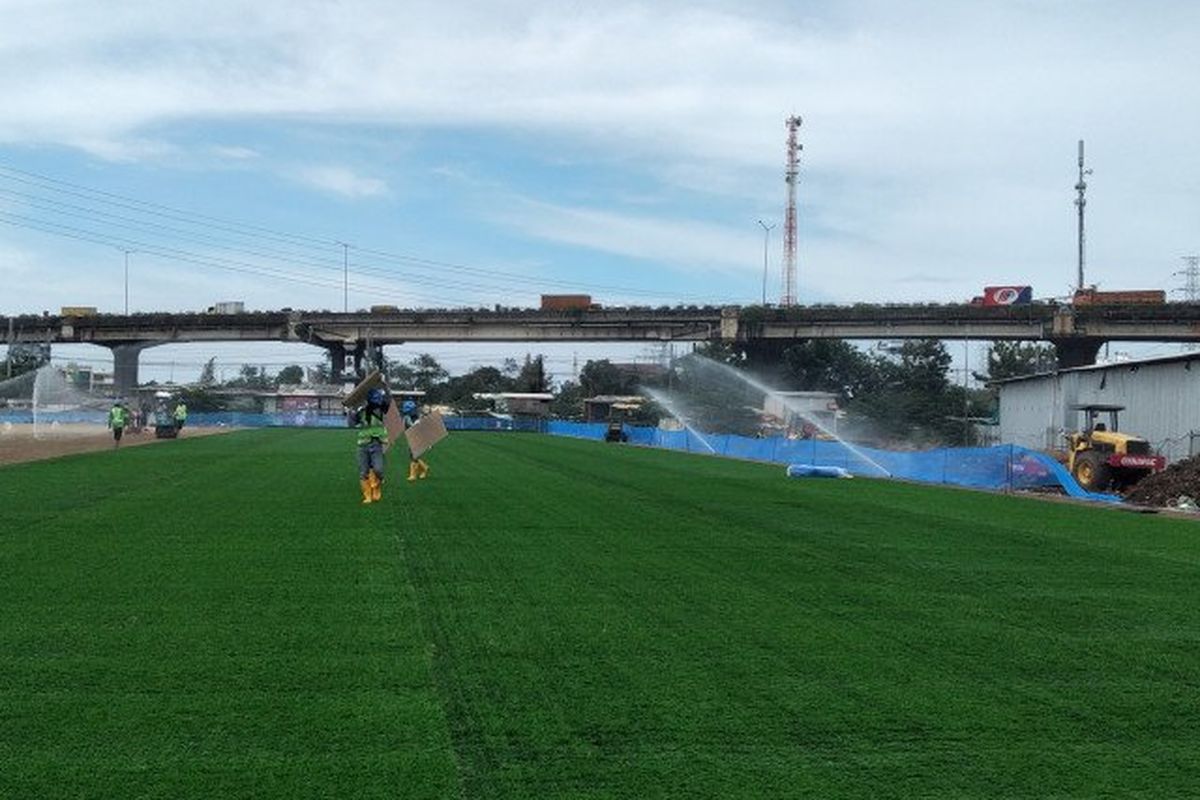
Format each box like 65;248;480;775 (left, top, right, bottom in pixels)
641;386;717;455
692;355;893;477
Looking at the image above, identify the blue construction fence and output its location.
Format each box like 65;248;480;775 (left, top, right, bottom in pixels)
547;421;1120;503
0;410;1115;502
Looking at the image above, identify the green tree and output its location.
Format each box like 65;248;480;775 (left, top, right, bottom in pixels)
410;354;449;392
432;366;512;408
983;341;1057;382
579;359;634;397
551;379;585;419
276;364;305;386
1;344;47;379
225;364;273;391
515;354;549;393
780;340;875;399
386;360;416;388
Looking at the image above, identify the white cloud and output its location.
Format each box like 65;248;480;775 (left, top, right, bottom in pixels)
495;198;757;275
210;145;259;160
290;165;388;199
0;0;1197;303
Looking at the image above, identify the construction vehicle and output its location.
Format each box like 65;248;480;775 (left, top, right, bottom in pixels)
1065;404;1165;491
152;390;179;439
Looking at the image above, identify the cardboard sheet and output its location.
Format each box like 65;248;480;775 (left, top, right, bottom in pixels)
342;369;385;408
405;410;448;459
382;401;405;452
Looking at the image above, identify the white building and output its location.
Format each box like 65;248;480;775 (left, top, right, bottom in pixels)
995;352;1200;461
762;390;841;434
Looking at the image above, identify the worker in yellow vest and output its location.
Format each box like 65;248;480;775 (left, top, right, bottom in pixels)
107;401;129;448
354;388;390;504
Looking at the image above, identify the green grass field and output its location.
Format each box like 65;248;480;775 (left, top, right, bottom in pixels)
2;429;1199;798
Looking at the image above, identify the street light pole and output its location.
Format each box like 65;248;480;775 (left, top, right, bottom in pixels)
338;241;351;312
757;220;776;306
116;247;134;315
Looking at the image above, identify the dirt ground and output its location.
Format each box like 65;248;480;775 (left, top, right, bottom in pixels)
1124;456;1200;508
0;423;236;467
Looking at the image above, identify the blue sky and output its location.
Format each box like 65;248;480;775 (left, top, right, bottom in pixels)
2;0;1199;381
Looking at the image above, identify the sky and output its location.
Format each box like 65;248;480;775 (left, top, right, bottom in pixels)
1;0;1198;382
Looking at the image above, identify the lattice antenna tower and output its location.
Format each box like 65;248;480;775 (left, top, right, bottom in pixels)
781;115;803;307
1175;255;1200;302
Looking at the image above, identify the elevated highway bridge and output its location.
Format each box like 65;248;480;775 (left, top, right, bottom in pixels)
5;303;1200;391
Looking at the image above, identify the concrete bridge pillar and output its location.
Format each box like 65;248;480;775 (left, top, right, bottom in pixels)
325;342;348;383
322;341;385;383
109;343;150;394
1052;337;1105;369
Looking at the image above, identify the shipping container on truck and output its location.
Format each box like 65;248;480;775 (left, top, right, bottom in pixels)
207;301;246;314
1072;289;1166;306
540;294;593;311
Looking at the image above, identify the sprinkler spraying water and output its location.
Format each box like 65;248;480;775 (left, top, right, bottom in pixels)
641;386;717;455
690;355;893;477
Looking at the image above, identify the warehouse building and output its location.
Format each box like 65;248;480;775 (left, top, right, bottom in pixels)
995;352;1200;462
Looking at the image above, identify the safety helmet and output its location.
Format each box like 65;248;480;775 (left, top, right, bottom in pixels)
402;399;417;413
367;388;387;406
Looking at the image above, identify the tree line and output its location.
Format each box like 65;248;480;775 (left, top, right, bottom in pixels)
3;338;1059;446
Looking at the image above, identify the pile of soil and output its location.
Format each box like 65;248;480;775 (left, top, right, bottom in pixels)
1124;456;1200;508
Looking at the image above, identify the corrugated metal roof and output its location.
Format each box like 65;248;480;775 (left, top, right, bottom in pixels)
990;350;1200;385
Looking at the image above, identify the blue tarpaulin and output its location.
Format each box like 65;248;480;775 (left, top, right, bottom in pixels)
547;421;1121;503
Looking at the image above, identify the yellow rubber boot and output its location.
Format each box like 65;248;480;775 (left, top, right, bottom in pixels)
417;459;429;479
360;478;374;504
370;471;382;501
407;461;419;482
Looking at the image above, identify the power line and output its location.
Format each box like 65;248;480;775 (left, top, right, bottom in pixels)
0;211;483;308
0;163;724;303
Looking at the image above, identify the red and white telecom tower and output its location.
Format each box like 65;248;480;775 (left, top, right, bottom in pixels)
781;115;803;307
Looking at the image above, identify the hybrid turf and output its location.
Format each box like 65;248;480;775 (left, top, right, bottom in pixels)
1;430;1198;798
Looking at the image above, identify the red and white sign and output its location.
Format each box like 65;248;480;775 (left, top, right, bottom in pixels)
980;286;1033;306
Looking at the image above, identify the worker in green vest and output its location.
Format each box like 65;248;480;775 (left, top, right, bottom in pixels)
108;401;129;448
173;400;188;432
354;388;390;504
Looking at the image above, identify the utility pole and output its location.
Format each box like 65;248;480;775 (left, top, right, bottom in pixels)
1074;140;1092;292
116;247;135;315
757;220;775;306
337;241;351;312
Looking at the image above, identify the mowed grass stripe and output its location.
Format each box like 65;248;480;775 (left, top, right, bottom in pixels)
390;433;1200;798
0;429;460;799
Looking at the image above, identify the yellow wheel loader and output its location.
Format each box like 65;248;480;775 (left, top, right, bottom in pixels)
1065;404;1164;492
